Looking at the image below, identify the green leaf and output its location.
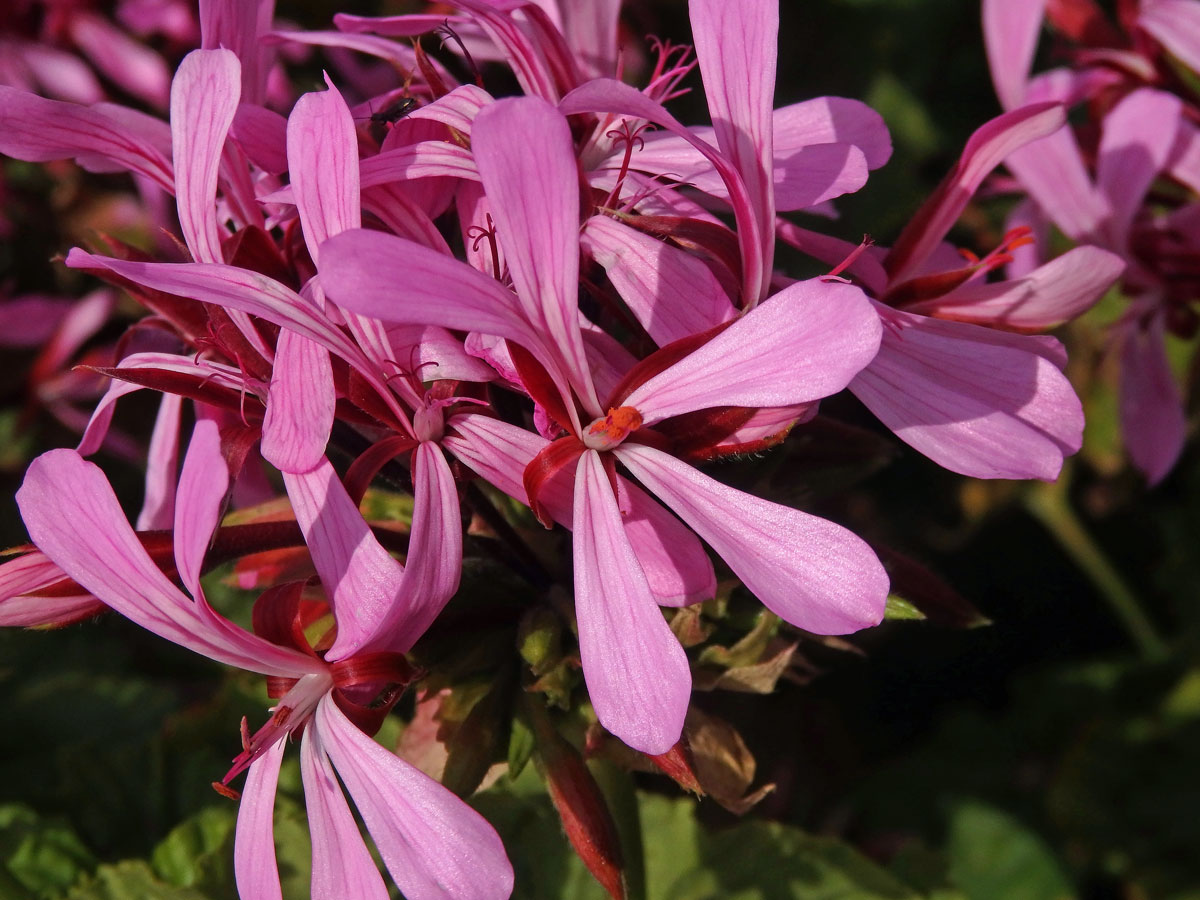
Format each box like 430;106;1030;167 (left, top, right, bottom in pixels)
642;795;923;900
64;861;212;900
884;595;927;621
0;804;96;897
945;801;1072;900
150;806;236;897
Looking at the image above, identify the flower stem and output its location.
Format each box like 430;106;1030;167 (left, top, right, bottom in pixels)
1023;470;1169;662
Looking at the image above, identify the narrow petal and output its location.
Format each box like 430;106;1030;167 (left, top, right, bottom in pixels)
199;0;271;103
173;418;230;599
0;86;173;190
562;0;620;77
616;445;888;634
0;551;101;627
849;307;1083;480
473;97;598;414
136;392;183;531
282;460;406;661
171;49;240;264
982;0;1047;110
230;103;288;174
1139;0;1200;73
886;103;1066;283
572;450;691;754
1095;88;1182;246
690;0;777;300
261;329;335;474
623;279;881;424
17;449;314;676
315;695;514;900
907;245;1125;330
580;215;735;347
233;737;286;900
1118;311;1186;485
774;96;892;170
367;442;462;653
300;726;390;900
288;76;361;266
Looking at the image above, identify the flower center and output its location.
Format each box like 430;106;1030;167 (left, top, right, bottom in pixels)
581;406;643;451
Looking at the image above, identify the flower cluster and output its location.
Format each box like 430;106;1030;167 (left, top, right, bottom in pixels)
983;0;1200;482
0;0;1153;896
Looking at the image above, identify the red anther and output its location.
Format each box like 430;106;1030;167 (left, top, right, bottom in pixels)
272;705;294;728
584;406;644;449
211;781;241;800
240;717;252;753
957;248;981;264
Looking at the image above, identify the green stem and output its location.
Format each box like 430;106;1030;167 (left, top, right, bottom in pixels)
1023;469;1169;662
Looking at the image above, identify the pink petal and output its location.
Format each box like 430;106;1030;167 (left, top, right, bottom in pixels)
775;221;889;294
0;295;74;347
288;76;361;266
623;279;881;424
887;102;1066;284
572;450;691;754
982;0;1047;110
300;726;390;900
690;0;777;299
18;44;104;104
1118;310;1186;485
615;444;888;634
907;245;1125;330
1168;119;1200;195
622;484;716;607
282;460;406;661
1095;88;1182;247
581;214;737;347
315;695;514;900
69;11;171;108
0;551;101;628
1139;0;1200;73
318;230;567;409
1004;126;1109;242
774;96;892;170
230;103;288;174
200;0;271;104
356;141;481;188
0;86;173;191
849;306;1084;480
233;737;286;900
173;418;229;599
136;393;183;531
261;329;335;474
17;449;314;676
371;442;462;653
473;97;599;414
384;324;497;382
171;49;240;264
562;0;620;77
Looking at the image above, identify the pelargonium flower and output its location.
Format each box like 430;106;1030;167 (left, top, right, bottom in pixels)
983;0;1200;482
321;95;890;754
16;417;514;900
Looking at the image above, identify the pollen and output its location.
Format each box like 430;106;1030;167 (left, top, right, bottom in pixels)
582;406;643;451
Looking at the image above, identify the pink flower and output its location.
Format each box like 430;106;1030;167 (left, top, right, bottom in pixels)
320;95;889;754
16;418;513;900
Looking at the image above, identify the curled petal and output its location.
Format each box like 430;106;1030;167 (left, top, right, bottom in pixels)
982;0;1047;110
907;245;1125;330
1139;0;1200;74
261;329;335;474
282;460;406;661
616;444;888;634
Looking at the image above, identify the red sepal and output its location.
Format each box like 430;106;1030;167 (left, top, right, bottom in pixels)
524;436;585;528
509;342;575;434
604;319;733;410
649;738;703;795
343;435;418;506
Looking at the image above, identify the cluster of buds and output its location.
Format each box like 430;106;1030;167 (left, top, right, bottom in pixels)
1;0;1183;897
